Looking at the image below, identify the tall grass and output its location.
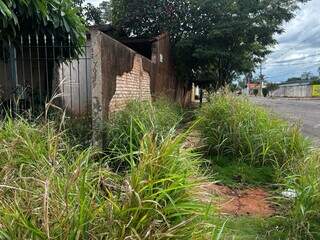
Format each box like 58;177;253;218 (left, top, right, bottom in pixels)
0;113;221;239
106;99;183;170
197;92;320;239
198;93;309;167
105;127;218;239
0;117;114;239
278;150;320;239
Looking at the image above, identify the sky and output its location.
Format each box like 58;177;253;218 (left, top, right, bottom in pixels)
86;0;320;83
85;0;101;5
264;0;320;82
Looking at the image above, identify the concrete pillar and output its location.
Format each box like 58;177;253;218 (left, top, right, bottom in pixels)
91;30;105;148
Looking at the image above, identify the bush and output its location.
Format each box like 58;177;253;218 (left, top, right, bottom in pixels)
253;89;259;96
262;88;269;97
198;93;309;166
106;99;183;169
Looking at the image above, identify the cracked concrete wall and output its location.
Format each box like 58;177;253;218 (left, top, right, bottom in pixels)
91;30;152;146
109;55;151;113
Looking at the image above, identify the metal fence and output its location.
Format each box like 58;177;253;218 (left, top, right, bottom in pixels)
0;34;92;117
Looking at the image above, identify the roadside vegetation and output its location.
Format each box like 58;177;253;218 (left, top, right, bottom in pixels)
1;95;320;239
197;92;320;239
0;100;223;239
198;92;309;167
105;99;183;170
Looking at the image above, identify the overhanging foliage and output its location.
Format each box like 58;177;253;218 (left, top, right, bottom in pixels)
0;0;86;54
112;0;310;90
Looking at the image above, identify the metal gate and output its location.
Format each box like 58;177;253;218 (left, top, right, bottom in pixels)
0;34;92;117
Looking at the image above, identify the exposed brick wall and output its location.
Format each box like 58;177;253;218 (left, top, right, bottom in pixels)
109;55;151;113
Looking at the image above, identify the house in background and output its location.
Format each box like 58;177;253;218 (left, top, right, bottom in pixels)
247;82;264;96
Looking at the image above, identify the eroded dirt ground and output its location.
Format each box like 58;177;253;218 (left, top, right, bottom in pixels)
200;183;275;217
184;130;275;217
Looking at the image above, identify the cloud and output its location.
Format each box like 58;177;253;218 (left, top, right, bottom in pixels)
85;0;101;6
265;0;320;82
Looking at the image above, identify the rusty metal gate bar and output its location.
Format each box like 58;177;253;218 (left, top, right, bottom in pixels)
0;35;91;118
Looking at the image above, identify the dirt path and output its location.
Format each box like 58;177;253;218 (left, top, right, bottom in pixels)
184;129;275;217
200;183;275;217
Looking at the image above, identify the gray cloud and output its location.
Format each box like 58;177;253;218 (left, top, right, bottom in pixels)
265;0;320;82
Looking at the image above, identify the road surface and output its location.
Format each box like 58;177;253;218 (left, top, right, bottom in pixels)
251;97;320;145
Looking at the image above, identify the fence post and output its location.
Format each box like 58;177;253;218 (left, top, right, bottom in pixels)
91;30;105;148
9;43;18;90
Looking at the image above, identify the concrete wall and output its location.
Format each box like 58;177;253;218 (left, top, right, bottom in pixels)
272;85;312;97
92;30;152;117
58;31;191;118
151;33;192;106
58;30;152;119
90;30;153;145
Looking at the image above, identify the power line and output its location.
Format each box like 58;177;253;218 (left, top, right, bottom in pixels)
265;60;320;67
266;63;320;79
267;53;320;64
271;26;320;59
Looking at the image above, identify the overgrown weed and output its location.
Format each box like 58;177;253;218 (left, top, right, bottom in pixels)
197;92;320;239
0;100;223;239
198;92;309;167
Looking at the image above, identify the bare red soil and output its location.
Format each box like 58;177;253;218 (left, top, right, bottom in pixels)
200;183;275;217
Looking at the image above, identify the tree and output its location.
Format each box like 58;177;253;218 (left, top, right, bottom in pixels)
262;88;269;97
0;0;86;53
301;71;313;81
111;0;310;90
238;80;247;90
74;0;112;25
266;82;279;92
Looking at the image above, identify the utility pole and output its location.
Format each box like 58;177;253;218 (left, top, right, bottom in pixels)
259;62;265;96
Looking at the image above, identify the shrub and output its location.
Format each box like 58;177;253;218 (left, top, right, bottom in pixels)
106;99;183;169
262;88;269;97
253;89;259;96
198;93;309;166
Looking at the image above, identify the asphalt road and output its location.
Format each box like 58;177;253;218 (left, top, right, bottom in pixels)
251;97;320;145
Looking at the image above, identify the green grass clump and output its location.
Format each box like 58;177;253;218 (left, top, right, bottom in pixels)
106;99;183;169
277;150;320;239
206;155;275;187
105;130;219;239
197;93;320;239
0;118;116;239
198;93;309;167
0;117;220;239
